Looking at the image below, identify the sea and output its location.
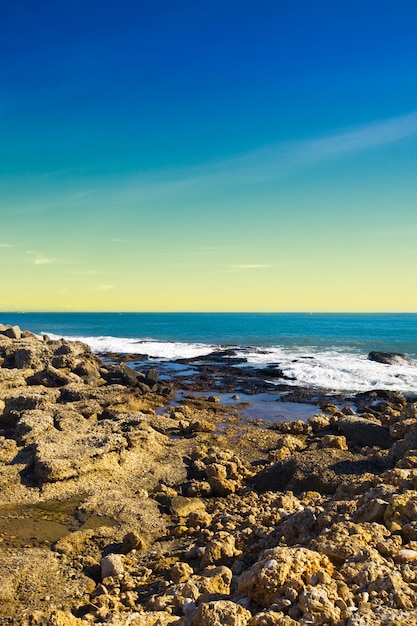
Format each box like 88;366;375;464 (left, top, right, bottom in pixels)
2;312;417;394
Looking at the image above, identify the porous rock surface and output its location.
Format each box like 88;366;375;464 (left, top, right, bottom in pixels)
1;324;417;625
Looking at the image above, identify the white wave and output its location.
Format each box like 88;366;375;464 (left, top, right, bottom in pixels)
47;333;417;393
240;347;417;393
47;333;215;360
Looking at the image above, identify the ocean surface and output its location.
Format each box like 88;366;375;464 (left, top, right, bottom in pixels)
2;313;417;394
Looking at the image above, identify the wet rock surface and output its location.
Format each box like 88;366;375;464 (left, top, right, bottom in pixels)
1;325;417;624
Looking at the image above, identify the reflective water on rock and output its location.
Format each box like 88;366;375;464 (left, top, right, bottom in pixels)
0;496;116;549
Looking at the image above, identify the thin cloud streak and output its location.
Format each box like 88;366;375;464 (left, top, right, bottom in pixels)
94;284;115;291
232;264;274;269
114;110;417;200
34;256;56;265
3;110;416;212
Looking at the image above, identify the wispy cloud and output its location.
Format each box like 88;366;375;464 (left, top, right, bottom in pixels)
219;263;274;274
0;243;14;248
232;264;273;269
3;110;416;213
34;256;56;265
94;284;114;291
120;110;417;196
287;111;417;166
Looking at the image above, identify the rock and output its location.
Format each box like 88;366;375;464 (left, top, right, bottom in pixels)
318;434;348;450
384;490;417;536
14;346;47;370
275;434;307;453
101;553;125;579
28;365;79;387
121;530;146;553
238;546;333;606
193;600;252;626
252;448;390;495
145;368;159;385
170;495;206;518
347;608;417;625
368;351;417;366
201;532;241;568
338;416;392;449
198;565;233;599
171;561;193;583
15;409;55;444
104;363;144;387
53;528;99;557
205;463;237;496
309;520;390;565
395;549;417;563
30;609;87;625
308;413;331;433
21;330;43;341
298;583;346;624
249;612;299;625
0;324;22;339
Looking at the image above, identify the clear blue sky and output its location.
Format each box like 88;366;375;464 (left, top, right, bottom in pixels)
1;1;417;311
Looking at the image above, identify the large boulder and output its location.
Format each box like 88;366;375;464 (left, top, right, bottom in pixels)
0;324;22;339
252;449;391;495
338;416;392;449
238;546;333;606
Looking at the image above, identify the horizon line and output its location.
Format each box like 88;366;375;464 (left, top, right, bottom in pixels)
2;311;417;316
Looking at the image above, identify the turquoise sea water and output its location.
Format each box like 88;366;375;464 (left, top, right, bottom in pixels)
2;312;417;393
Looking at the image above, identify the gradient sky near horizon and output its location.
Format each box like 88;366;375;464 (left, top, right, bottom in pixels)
1;1;417;312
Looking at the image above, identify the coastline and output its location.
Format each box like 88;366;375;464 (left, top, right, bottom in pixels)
1;324;417;624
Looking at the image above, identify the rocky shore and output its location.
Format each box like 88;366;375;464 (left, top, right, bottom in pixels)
1;324;417;625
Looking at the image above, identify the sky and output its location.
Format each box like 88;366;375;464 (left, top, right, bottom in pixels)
1;0;417;312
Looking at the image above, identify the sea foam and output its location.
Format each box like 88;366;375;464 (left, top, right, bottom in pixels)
47;333;417;393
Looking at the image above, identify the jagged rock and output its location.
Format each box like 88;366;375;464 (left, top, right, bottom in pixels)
145;368;159;385
121;530;146;553
4;325;417;625
193;600;252;626
308;413;332;432
309;520;390;565
238;546;333;606
0;324;22;339
15;409;55;444
298;582;348;624
249;612;299;625
384;490;417;536
201;532;241;568
103;363;145;387
318;434;348;450
171;561;193;583
252;448;390;495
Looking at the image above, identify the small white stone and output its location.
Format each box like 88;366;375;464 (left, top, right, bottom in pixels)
395;548;417;563
101;553;124;579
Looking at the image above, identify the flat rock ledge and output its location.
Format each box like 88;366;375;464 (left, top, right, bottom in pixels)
1;325;417;625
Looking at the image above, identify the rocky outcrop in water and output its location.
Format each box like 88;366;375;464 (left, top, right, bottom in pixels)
368;351;417;367
2;325;417;625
